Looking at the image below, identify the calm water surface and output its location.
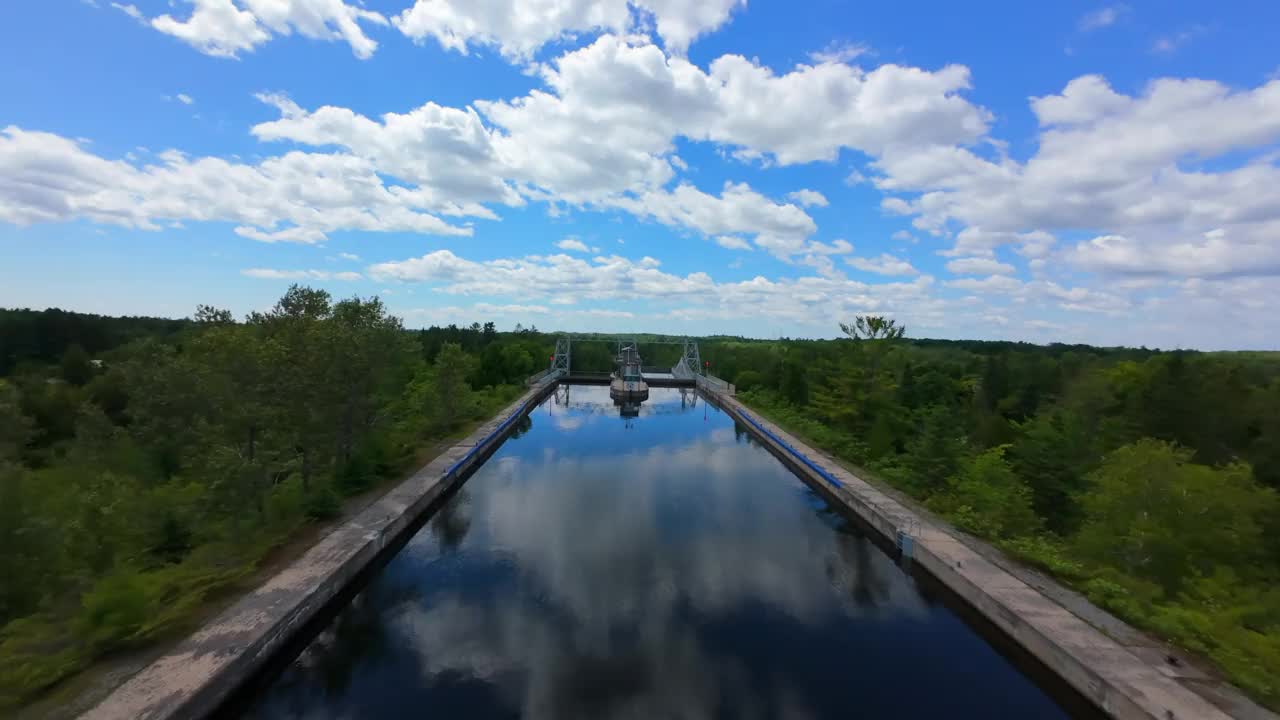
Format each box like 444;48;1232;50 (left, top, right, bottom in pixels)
244;385;1075;719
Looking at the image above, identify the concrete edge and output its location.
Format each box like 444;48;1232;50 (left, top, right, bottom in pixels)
701;386;1238;720
82;379;560;720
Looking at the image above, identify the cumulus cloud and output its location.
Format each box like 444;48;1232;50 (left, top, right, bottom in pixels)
555;237;592;252
945;256;1015;276
872;74;1280;281
393;0;743;59
1067;227;1280;278
176;93;195;105
714;235;751;251
474;35;990;200
944;274;1024;294
607;181;817;258
846;254;918;276
252;93;522;215
147;0;389;59
0;126;469;241
368;248;953;331
785;189;828;207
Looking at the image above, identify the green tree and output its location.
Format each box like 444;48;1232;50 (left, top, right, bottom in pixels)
903;407;964;496
433;343;475;428
0;382;31;461
779;358;809;405
192;305;234;325
1074;440;1278;594
60;344;93;386
929;445;1041;539
1009;411;1095;534
734;369;764;392
839;315;906;341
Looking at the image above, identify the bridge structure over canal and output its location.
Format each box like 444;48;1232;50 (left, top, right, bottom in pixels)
546;335;704;386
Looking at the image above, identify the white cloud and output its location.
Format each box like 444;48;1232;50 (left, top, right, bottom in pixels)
714;235;751;251
251;93;522;216
1067;227;1280;278
1078;5;1127;32
0;126;470;241
946;256;1015;276
808;40;872;64
368;248;949;331
785;189;828;207
233;226;328;243
944;275;1024;293
110;2;143;22
338;252;360;261
176;93;195;105
393;0;743;59
891;230;916;243
474;35;990;202
874;74;1280;280
1152;25;1208;55
607;181;817;257
242;268;363;280
556;237;591;252
148;0;389;59
846;254;917;276
1030;75;1129;126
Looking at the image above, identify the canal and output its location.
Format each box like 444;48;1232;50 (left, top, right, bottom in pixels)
240;384;1084;719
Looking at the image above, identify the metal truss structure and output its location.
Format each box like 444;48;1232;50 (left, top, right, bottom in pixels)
549;335;703;379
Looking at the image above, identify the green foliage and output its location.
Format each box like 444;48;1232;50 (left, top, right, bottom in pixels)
60;344;94;386
839;315;906;341
0;289;535;710
902;407;964;496
705;330;1280;709
1074;439;1277;594
433;342;476;428
733;369;764;391
77;569;150;651
928;446;1041;539
779;358;809;405
303;484;342;521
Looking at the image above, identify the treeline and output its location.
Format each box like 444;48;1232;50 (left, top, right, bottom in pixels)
0;307;190;376
704;325;1280;707
0;289;550;709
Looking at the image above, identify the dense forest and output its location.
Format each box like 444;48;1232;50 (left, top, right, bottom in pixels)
2;299;1277;711
700;322;1280;708
0;291;552;710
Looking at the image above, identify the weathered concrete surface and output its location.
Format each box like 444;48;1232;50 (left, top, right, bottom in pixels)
703;386;1250;720
82;379;558;720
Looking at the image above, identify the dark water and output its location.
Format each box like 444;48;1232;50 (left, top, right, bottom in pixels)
243;385;1076;719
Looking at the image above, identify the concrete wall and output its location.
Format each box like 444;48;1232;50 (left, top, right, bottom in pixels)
702;386;1248;720
82;379;559;720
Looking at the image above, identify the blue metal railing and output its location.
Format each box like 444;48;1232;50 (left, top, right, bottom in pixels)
733;407;845;490
444;379;553;478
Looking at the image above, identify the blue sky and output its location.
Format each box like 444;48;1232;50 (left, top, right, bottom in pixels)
2;1;1278;348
